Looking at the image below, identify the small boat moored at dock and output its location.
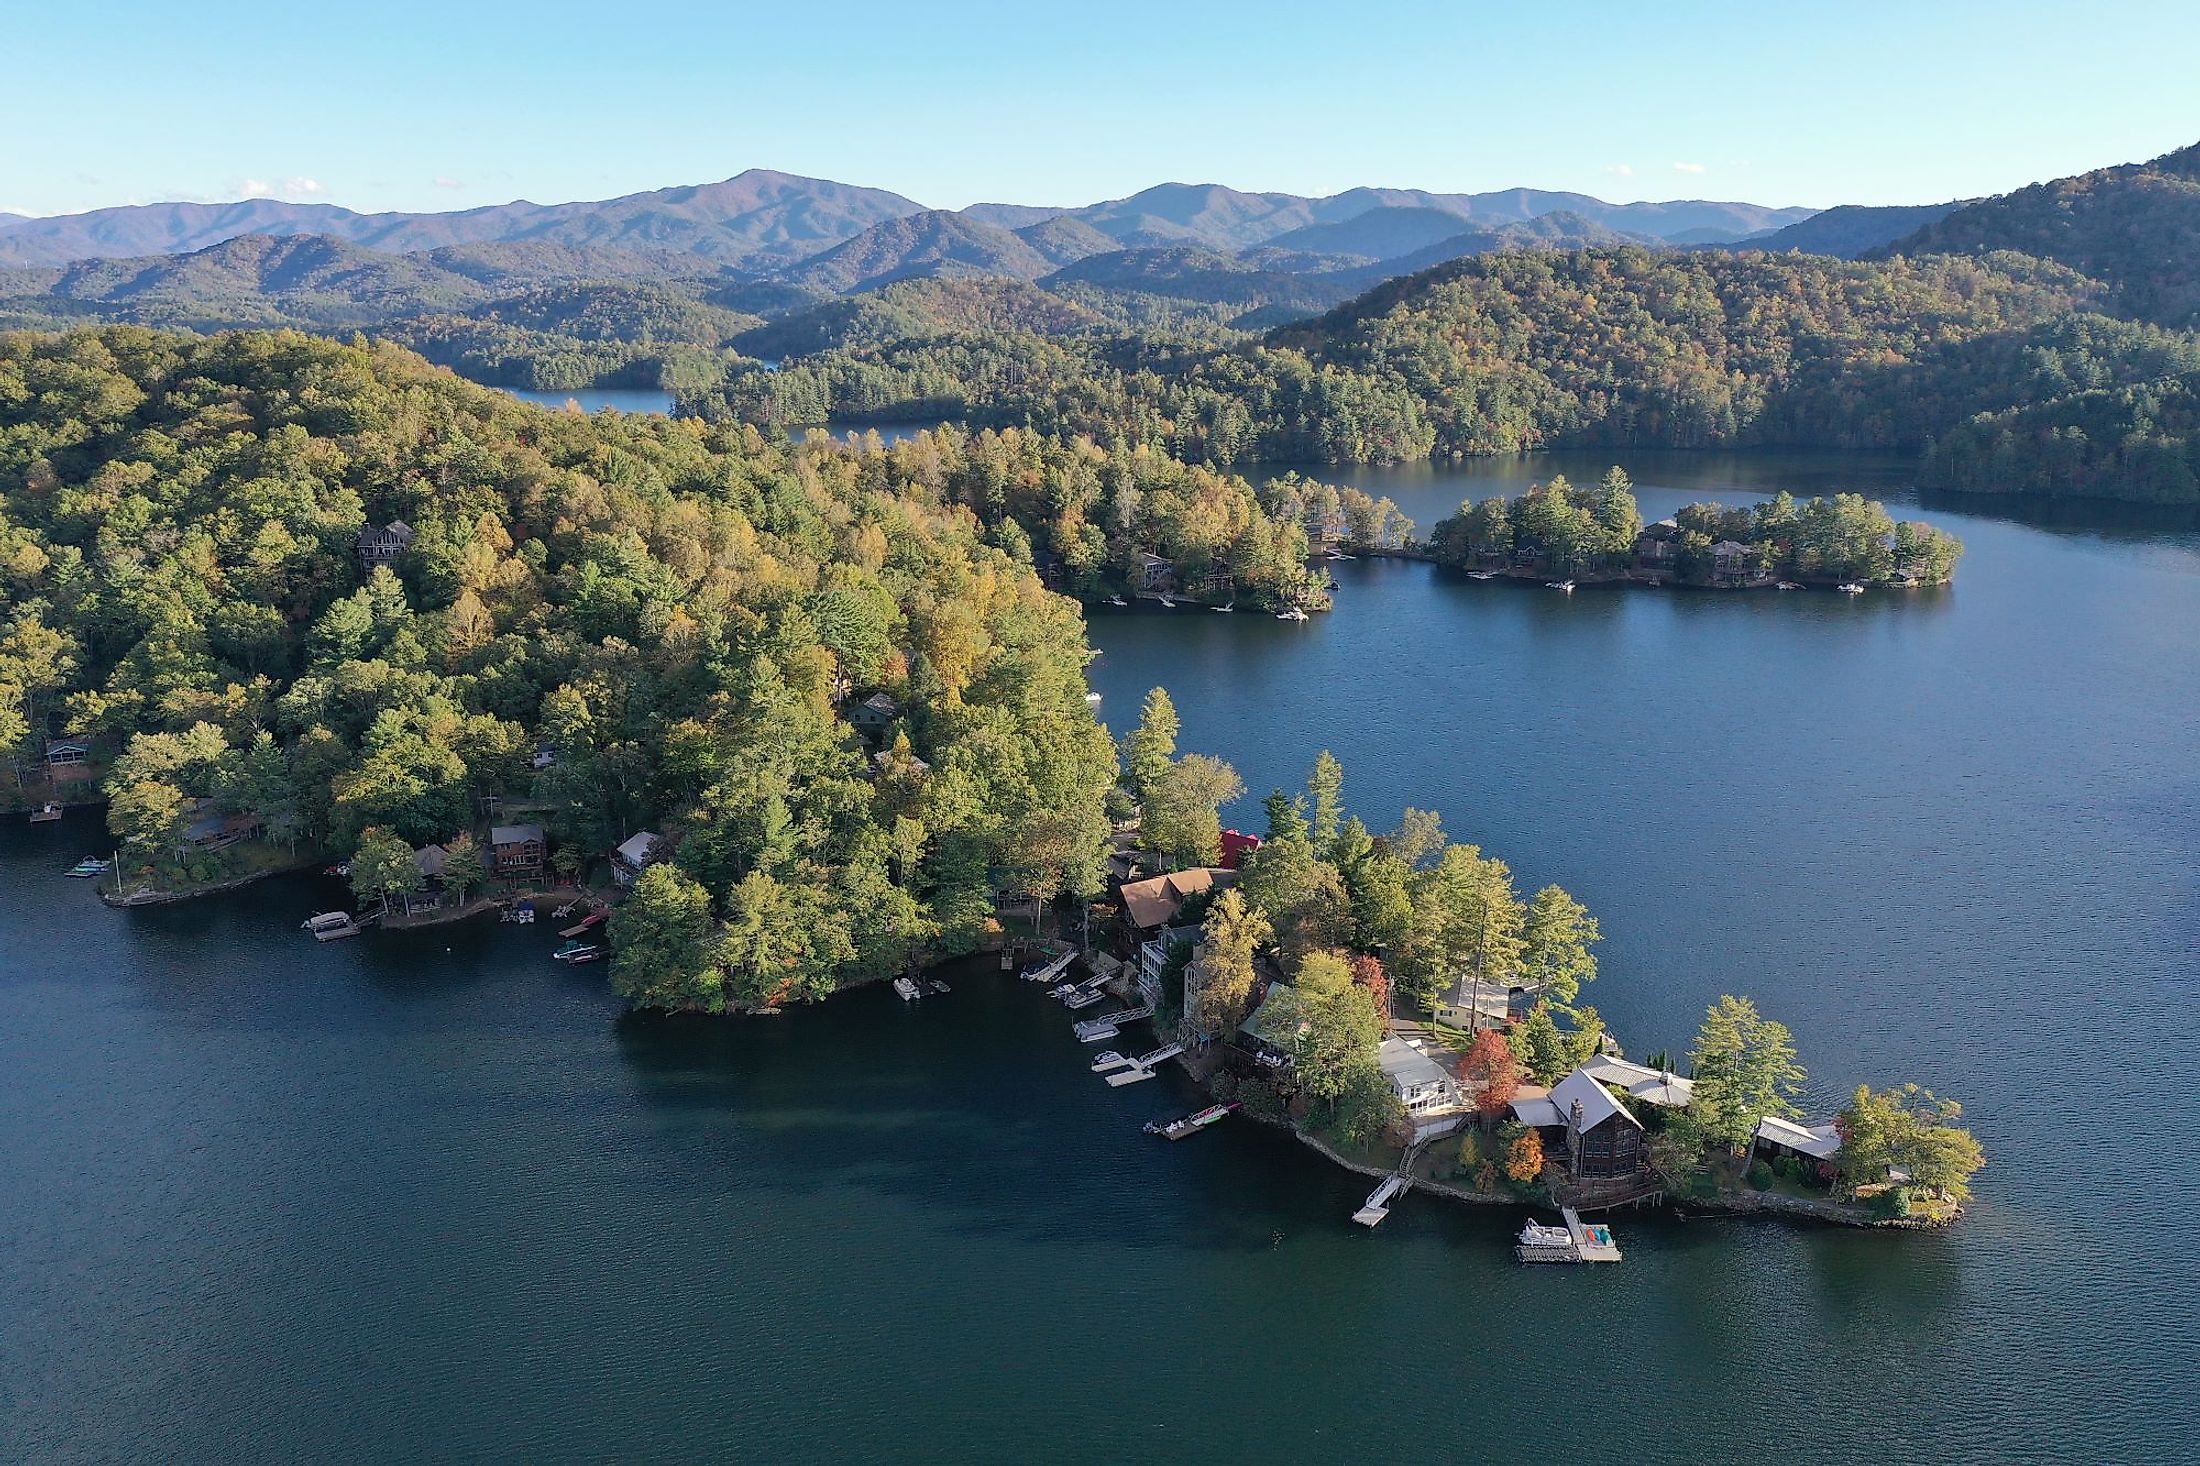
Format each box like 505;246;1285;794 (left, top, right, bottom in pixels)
1275;606;1309;621
302;910;367;942
1144;1102;1237;1140
1547;579;1576;592
1838;582;1866;595
892;976;923;1002
30;802;64;824
66;855;110;877
1516;1206;1623;1263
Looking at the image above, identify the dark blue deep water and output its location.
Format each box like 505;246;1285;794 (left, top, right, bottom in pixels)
5;452;2197;1463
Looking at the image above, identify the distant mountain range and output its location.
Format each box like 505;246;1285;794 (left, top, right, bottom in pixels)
0;170;927;268
0;169;1814;272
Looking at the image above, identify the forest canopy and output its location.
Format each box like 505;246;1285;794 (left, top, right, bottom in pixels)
0;325;1140;1007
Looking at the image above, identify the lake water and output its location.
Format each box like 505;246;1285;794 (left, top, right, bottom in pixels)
5;452;2198;1462
498;385;675;414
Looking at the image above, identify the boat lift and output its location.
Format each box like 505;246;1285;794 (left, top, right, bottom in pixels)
1073;1000;1153;1043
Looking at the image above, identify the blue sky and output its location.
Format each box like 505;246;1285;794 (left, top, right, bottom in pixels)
10;0;2199;218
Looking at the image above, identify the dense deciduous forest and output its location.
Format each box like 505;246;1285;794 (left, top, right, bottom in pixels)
0;327;1139;1007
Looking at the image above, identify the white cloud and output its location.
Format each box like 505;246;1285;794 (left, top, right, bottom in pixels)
233;176;330;203
433;175;464;189
1603;163;1634;178
1673;161;1708;175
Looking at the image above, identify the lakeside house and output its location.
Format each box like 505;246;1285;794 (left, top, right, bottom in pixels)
355;520;414;567
1578;1054;1696;1110
1507;1058;1698;1181
1137;926;1202;1008
1634;518;1683;571
1218;828;1263;870
385;842;453;916
1378;1036;1470;1141
44;738;89;769
1234;981;1301;1068
846;692;899;741
1753;1115;1842;1166
611;831;664;887
1133;552;1175;592
1512;1067;1645;1180
1118;866;1235;935
181;799;263;852
1432;974;1530;1031
1710;539;1771;586
490;822;546;879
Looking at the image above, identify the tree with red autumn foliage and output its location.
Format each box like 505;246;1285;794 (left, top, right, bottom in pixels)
1462;1028;1521;1127
1349;953;1391;1027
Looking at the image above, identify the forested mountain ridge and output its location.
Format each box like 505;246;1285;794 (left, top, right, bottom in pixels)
0;170;930;268
776;211;1059;294
0;171;1812;269
706;246;2154;463
1877;141;2200;325
1746;202;1968;259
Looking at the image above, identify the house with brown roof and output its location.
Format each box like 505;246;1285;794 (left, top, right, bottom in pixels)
1118;866;1235;934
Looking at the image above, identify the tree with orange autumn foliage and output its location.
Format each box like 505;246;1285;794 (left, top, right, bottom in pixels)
1505;1128;1546;1185
1462;1028;1521;1127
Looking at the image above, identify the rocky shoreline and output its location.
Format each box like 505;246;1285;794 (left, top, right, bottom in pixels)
100;854;321;908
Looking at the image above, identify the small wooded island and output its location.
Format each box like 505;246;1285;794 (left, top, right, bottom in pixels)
0;326;1982;1235
1424;467;1964;589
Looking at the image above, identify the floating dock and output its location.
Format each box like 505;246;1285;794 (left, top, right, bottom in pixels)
1146;1102;1237;1140
1103;1042;1182;1086
1020;949;1077;984
1516;1206;1623;1263
1353;1173;1412;1226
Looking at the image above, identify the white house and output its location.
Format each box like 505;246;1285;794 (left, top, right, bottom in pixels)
611;831;664;887
1137;927;1201;1008
1377;1036;1469;1141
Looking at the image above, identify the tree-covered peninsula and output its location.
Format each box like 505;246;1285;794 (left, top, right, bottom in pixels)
0;326;1136;1002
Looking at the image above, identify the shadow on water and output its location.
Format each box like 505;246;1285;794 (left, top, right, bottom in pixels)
603;959;1403;1256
